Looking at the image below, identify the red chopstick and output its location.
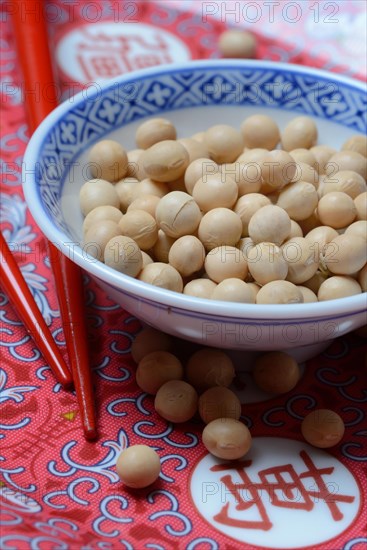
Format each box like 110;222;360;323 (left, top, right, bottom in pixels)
10;0;97;439
0;232;72;388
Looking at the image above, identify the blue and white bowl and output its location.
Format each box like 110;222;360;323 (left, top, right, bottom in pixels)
23;60;367;361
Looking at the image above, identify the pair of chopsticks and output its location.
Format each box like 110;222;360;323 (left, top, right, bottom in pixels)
0;0;97;439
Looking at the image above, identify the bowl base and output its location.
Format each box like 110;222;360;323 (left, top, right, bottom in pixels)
140;320;332;403
228;339;331;369
227;340;331;404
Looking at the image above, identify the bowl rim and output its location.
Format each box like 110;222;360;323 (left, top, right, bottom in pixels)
23;59;367;321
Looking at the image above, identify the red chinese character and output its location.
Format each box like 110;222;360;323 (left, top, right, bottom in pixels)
211;450;355;531
89;56;122;79
74;27;173;80
298;450;355;521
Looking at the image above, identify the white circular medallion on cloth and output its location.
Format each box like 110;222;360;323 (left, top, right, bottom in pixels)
190;437;361;548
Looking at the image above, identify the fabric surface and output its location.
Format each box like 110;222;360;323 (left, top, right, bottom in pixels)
0;1;366;549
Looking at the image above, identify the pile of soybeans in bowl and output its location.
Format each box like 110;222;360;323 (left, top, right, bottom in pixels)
80;114;367;305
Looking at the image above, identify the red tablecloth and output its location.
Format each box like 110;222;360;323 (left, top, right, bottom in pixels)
0;2;366;549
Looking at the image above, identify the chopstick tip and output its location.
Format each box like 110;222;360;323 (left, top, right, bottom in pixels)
84;427;98;441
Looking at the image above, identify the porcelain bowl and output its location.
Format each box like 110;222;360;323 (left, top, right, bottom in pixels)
23;60;367;362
